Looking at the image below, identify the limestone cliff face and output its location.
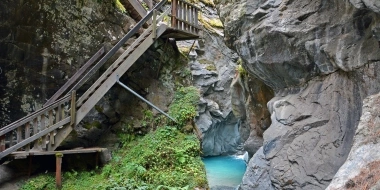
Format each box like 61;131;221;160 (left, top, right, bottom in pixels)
0;0;135;126
217;0;380;189
326;92;380;190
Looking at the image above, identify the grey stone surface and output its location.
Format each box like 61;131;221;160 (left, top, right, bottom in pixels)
217;0;380;189
239;147;273;190
218;0;380;91
180;17;241;156
350;0;380;13
326;93;380;190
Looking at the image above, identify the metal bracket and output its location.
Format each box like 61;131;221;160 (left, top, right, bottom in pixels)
116;75;176;122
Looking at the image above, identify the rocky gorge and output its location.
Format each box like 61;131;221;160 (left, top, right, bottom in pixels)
216;0;380;189
2;0;380;189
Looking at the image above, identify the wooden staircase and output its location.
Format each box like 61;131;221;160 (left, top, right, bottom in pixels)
0;0;200;161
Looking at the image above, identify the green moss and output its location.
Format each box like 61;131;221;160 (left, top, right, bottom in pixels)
208;18;223;28
198;59;214;65
206;65;217;71
114;0;126;13
94;105;103;113
236;64;248;76
178;47;191;56
83;121;102;130
168;86;200;129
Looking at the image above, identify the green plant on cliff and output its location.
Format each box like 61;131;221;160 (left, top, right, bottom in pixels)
21;87;206;190
114;0;126;12
168;86;200;129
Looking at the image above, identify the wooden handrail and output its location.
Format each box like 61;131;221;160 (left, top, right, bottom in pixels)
0;117;71;159
0;94;72;136
68;0;168;94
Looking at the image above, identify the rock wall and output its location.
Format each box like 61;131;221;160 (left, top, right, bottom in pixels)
0;0;136;127
326;92;380;190
189;30;241;156
217;0;380;189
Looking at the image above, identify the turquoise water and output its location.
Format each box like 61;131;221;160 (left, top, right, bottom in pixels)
202;155;247;188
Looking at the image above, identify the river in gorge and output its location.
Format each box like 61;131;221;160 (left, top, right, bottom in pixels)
202;155;247;189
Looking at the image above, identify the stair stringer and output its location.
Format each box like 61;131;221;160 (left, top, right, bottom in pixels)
50;24;169;150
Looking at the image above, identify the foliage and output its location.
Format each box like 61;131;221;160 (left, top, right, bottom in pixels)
236;64;248;76
168;87;200;129
21;127;207;190
20;175;55;190
208;18;223;28
114;0;126;13
20;87;206;190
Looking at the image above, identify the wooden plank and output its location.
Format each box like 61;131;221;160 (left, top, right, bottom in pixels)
9;132;13;148
195;9;199;34
179;1;183;30
56;154;63;189
177;0;201;10
172;17;200;30
76;25;168;126
41;114;47;149
17;127;22;144
0;94;71;136
152;10;157;39
127;0;148;21
25;123;30;151
0;135;5;151
68;0;168;94
76;9;170;108
10;147;108;157
187;6;194;33
44;47;105;107
171;0;177;28
70;91;77;125
48;110;55;151
0;117;71;159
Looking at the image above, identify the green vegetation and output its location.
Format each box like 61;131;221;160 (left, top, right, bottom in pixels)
178;47;191;56
114;0;126;13
21;86;206;190
208;18;223;28
187;0;215;7
168;86;200;129
236;64;248;76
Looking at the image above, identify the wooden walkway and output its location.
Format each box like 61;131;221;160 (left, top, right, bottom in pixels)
0;0;200;161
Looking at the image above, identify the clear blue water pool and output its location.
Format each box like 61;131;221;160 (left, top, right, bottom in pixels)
202;155;247;188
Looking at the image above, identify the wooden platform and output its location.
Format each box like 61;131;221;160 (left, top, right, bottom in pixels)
161;27;200;41
9;147;108;159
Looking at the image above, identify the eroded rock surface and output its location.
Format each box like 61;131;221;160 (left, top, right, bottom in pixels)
326;93;380;190
217;0;380;189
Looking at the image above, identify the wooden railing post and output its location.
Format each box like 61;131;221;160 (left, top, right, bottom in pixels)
0;135;5;152
70;90;76;126
56;153;63;190
153;10;157;39
171;0;177;28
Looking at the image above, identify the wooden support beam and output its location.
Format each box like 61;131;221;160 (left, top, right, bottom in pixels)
152;10;157;39
0;117;71;159
171;0;177;28
56;153;63;190
70;91;77;126
25;123;30;151
127;0;149;22
0;135;5;151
